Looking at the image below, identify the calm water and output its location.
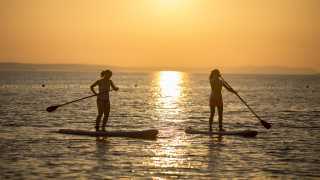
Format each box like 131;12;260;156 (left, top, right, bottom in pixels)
0;70;319;179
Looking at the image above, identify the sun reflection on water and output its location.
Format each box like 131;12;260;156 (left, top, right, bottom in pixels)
149;71;192;176
159;71;182;97
156;71;184;109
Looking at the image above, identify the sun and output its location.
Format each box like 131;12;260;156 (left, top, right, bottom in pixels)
152;0;193;15
157;0;181;10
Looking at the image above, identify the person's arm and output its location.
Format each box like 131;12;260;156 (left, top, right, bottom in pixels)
110;80;119;91
90;80;99;95
222;80;237;94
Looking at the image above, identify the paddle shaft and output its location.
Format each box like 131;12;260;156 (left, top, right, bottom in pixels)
58;94;96;107
57;90;110;108
220;76;264;122
233;91;263;121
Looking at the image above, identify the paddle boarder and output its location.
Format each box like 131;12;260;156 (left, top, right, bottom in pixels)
209;69;236;132
91;70;119;131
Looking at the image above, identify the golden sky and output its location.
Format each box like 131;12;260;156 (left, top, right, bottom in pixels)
1;0;319;71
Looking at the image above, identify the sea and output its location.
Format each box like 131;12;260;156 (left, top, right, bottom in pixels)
0;70;319;179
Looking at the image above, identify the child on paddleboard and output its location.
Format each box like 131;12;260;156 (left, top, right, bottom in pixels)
209;69;236;132
90;70;119;131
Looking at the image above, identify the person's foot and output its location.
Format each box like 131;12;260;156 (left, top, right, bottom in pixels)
95;126;100;132
101;127;106;132
209;126;213;132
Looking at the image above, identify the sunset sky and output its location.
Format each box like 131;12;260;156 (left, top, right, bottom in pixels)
1;0;319;71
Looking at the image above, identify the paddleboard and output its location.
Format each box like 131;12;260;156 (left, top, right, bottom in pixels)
185;127;258;137
57;129;159;140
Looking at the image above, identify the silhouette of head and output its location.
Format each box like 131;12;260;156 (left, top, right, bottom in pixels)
210;69;221;80
103;70;112;79
100;70;112;79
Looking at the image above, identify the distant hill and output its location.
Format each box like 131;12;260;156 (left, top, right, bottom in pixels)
0;63;120;72
220;66;318;75
0;63;318;74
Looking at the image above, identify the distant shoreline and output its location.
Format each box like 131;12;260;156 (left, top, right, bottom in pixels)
0;62;318;75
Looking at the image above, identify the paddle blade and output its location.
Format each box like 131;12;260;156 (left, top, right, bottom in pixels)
46;105;59;112
261;120;272;129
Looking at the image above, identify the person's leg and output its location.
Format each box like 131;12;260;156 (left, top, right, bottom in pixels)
209;105;215;132
218;104;224;131
96;99;103;131
101;100;110;131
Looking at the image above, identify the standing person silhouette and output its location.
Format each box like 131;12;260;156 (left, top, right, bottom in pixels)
91;70;119;131
209;69;236;132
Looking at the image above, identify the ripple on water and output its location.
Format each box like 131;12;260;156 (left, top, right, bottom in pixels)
0;72;319;179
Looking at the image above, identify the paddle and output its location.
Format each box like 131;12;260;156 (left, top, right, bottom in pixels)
46;91;110;112
220;76;272;129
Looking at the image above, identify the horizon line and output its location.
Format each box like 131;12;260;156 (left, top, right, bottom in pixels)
0;62;319;74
